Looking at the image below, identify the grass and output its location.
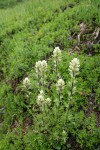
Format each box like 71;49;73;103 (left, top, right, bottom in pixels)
0;0;24;8
0;0;100;149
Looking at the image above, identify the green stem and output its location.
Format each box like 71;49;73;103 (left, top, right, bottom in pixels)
58;91;61;105
70;82;74;101
69;71;75;102
42;73;44;88
38;73;41;90
56;59;58;80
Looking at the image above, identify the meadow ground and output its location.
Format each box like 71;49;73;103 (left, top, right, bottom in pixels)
0;0;100;149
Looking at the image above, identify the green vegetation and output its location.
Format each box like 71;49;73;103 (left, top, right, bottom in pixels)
0;0;24;8
0;0;100;149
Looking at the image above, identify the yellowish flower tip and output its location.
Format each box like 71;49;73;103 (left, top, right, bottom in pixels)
35;60;47;74
56;78;65;92
36;61;42;73
23;77;30;87
53;46;61;60
41;60;47;71
37;90;44;107
45;98;51;106
69;58;80;77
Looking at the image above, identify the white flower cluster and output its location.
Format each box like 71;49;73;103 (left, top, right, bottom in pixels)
36;61;42;74
53;47;61;61
23;77;30;88
36;60;47;75
56;78;65;92
69;58;80;77
45;98;51;106
37;90;51;107
37;90;44;107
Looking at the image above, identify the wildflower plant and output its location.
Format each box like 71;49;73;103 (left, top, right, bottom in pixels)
53;47;61;80
23;77;30;89
68;58;80;102
21;51;81;149
35;60;47;89
35;54;80;111
23;77;31;98
21;77;34;116
56;78;65;103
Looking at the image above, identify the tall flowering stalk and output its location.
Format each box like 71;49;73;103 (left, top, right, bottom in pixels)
68;58;80;102
36;61;42;87
53;47;61;80
23;77;31;98
56;78;65;106
36;60;47;89
22;77;34;116
41;60;47;87
23;77;30;89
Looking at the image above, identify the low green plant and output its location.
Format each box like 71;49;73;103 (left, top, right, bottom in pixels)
0;0;100;149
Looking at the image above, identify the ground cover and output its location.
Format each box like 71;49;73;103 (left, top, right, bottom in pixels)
0;0;100;149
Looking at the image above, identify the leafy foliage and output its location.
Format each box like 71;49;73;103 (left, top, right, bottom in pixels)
0;0;100;149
